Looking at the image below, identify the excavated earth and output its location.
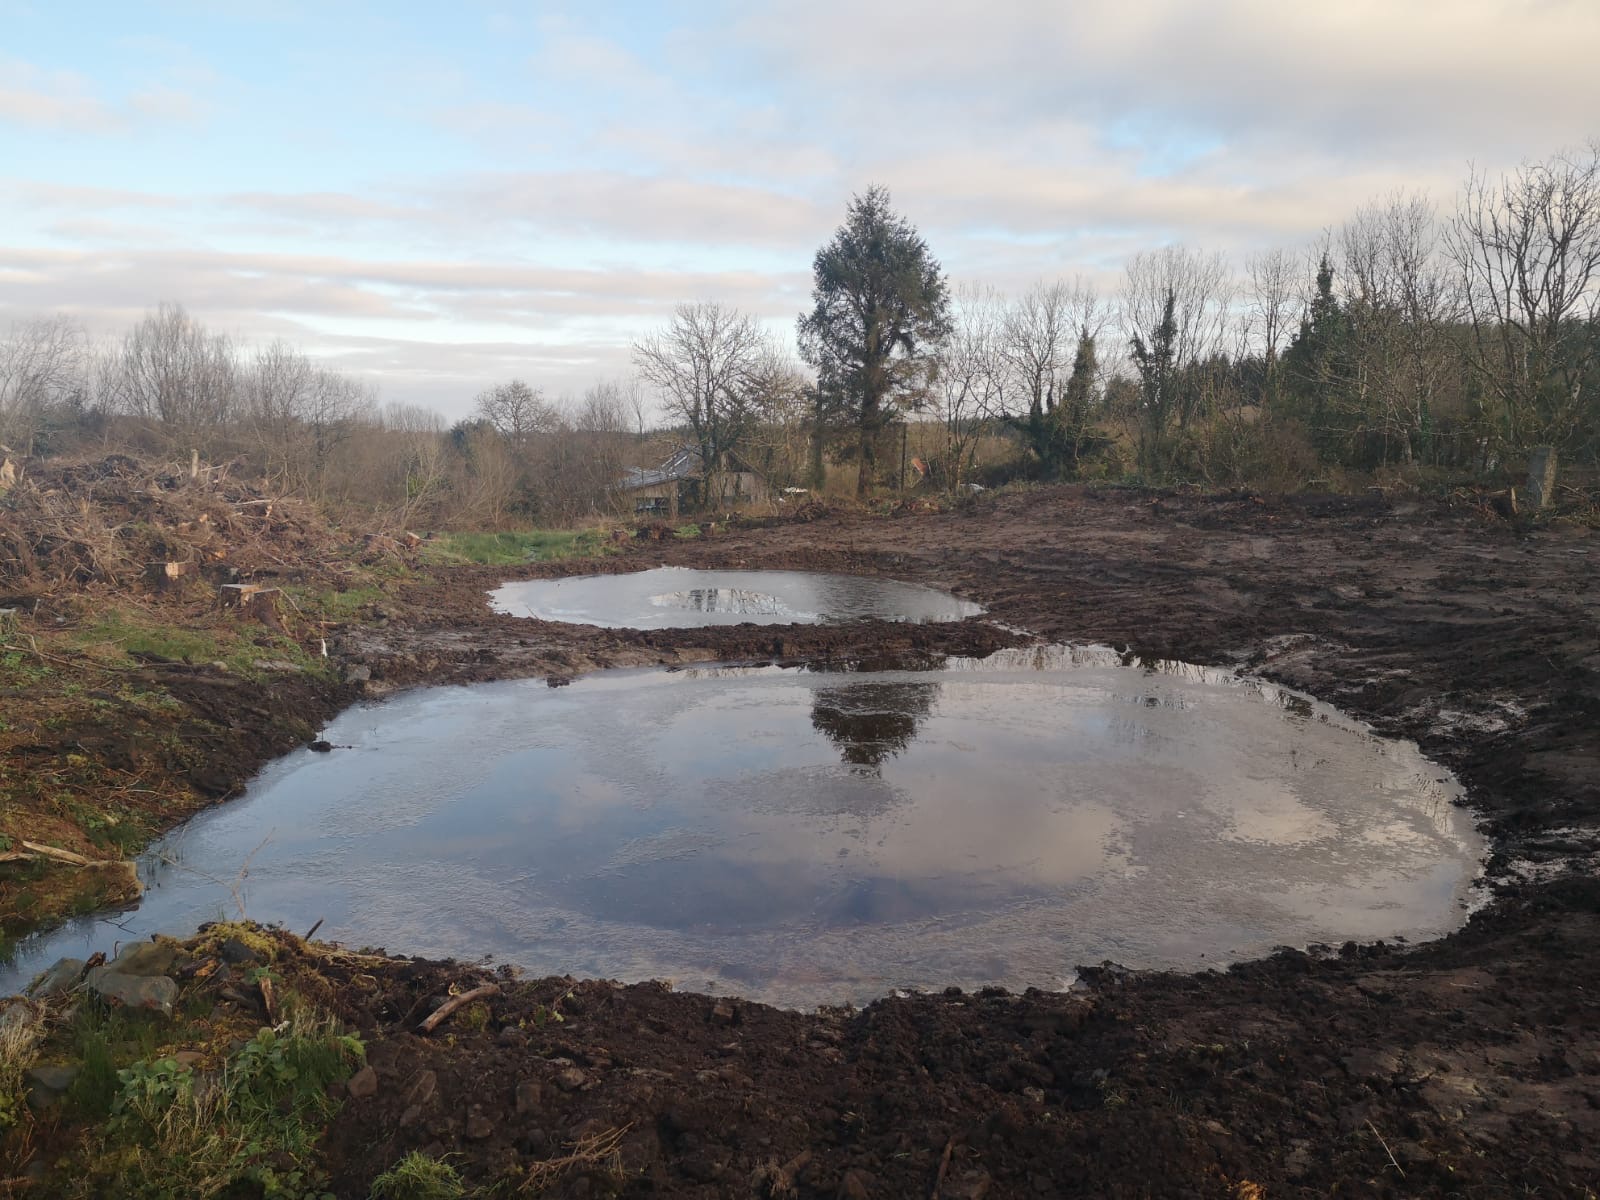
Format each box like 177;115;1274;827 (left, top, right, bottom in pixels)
21;484;1600;1197
304;486;1600;1199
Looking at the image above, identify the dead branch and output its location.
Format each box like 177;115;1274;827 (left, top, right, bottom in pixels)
418;983;500;1034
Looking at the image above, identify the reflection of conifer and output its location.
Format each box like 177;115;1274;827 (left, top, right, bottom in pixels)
810;682;940;771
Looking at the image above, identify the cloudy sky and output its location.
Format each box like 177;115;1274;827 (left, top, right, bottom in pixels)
3;0;1597;418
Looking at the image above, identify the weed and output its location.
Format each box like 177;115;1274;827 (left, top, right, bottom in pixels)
673;523;701;539
369;1151;467;1200
0;1003;46;1135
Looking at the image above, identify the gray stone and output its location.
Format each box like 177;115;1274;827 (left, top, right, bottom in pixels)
497;1024;529;1049
346;1065;378;1099
26;957;86;998
465;1111;494;1140
86;967;177;1017
25;1065;77;1110
344;664;372;684
219;937;261;965
514;1080;543;1114
710;999;737;1026
112;940;181;977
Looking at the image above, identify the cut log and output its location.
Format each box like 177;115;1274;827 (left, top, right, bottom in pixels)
418;983;500;1034
0;457;16;492
401;531;423;549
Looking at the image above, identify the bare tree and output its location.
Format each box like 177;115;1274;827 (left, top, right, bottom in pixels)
0;315;87;451
1243;249;1302;408
1122;247;1235;473
475;379;559;450
933;285;1008;489
1446;144;1600;467
242;341;373;497
633;302;780;506
103;303;237;444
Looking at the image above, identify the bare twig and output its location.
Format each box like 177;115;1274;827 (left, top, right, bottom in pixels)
930;1136;955;1199
1366;1119;1406;1179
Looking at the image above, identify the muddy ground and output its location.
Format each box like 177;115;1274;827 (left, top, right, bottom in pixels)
16;483;1600;1196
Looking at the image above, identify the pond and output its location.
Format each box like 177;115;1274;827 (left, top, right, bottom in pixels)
2;646;1483;1007
490;567;985;628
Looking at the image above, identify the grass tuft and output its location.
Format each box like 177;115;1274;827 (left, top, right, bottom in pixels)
369;1151;467;1200
421;528;612;566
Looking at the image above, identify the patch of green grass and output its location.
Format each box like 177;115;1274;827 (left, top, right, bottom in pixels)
421;528;612;566
66;1010;364;1199
369;1152;467;1200
673;523;701;539
76;611;220;664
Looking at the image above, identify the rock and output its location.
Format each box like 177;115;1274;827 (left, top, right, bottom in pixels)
515;1080;543;1114
554;1067;587;1092
497;1025;529;1049
112;940;181;977
838;1168;874;1199
398;1104;423;1128
943;1169;992;1200
27;957;86;998
404;1069;437;1108
219;937;261;966
174;1050;205;1069
0;1002;35;1033
1022;1086;1045;1104
465;1111;494;1140
309;740;333;753
346;1065;378;1099
25;1065;77;1109
344;664;372;684
710;999;737;1026
86;968;177;1017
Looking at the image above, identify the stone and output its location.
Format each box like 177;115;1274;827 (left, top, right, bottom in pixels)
515;1080;543;1114
346;1065;378;1099
837;1168;874;1199
404;1069;437;1108
25;1065;77;1109
497;1025;529;1049
710;999;737;1026
398;1104;423;1128
112;940;181;977
465;1111;494;1140
26;957;86;998
86;968;177;1017
344;664;372;684
174;1050;205;1069
554;1067;587;1092
219;937;261;965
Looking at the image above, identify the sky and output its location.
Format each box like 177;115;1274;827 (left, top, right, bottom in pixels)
2;0;1598;419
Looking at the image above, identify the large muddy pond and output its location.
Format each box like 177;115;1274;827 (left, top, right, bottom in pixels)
3;647;1483;1007
491;567;984;628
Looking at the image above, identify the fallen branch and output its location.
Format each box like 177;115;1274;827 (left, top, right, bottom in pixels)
1366;1119;1406;1179
930;1137;955;1199
418;983;500;1034
19;840;95;867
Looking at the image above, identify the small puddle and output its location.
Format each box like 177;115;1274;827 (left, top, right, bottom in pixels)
491;567;984;628
1;647;1483;1007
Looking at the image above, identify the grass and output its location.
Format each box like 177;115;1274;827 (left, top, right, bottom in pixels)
421;528;612;566
369;1152;467;1200
63;1007;365;1199
0;1003;46;1139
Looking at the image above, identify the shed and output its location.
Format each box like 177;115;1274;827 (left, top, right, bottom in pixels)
615;446;769;518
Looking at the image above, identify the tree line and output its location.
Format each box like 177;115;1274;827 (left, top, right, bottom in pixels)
3;141;1597;523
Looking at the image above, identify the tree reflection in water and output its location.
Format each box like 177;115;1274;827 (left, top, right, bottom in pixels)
810;681;941;772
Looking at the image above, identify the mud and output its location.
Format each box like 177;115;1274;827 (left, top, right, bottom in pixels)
19;484;1600;1196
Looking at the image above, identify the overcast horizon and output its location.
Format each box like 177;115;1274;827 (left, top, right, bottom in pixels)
3;0;1598;420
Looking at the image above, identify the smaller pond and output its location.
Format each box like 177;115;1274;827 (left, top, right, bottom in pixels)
490;567;984;628
1;647;1483;1007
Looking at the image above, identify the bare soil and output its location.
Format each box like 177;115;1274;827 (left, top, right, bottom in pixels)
14;481;1600;1196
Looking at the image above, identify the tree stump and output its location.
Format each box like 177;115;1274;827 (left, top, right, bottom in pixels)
219;583;285;630
1525;446;1558;511
145;561;191;590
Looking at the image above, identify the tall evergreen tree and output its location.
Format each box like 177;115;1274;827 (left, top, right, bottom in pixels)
798;187;952;496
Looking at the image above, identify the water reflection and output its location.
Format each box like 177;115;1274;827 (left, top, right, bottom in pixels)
491;567;984;629
0;649;1484;1008
810;681;940;770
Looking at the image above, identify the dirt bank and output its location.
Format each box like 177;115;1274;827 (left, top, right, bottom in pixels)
10;483;1600;1196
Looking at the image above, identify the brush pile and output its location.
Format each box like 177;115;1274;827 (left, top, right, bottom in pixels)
0;453;400;598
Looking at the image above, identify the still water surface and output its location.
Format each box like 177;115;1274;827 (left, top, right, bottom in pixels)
3;647;1483;1007
491;567;985;628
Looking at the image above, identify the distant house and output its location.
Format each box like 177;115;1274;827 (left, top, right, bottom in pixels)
615;445;770;518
